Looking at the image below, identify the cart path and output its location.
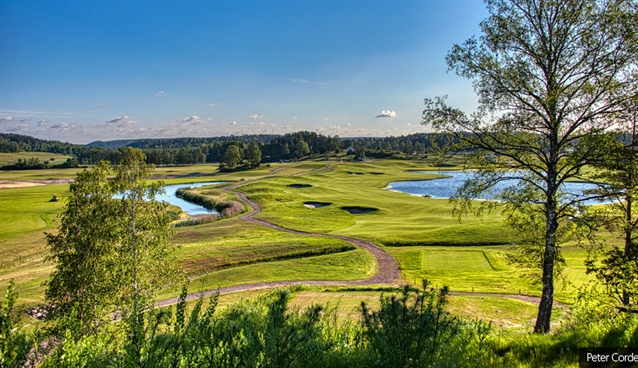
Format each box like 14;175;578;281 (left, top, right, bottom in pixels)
156;182;401;307
156;182;566;310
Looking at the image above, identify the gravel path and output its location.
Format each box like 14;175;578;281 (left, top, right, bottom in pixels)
156;181;401;307
156;181;564;310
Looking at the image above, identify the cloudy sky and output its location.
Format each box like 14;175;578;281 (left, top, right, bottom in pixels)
0;1;487;144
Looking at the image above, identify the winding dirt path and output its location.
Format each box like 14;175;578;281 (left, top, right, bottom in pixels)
156;181;566;310
156;182;401;307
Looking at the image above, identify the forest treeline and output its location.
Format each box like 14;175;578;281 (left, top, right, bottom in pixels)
0;132;457;167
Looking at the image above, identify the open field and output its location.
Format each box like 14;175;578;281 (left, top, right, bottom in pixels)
0;158;616;331
0;152;74;166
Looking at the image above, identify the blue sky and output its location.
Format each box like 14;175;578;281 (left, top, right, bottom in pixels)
1;1;487;144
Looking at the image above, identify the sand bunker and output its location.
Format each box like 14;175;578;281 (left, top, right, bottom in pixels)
0;178;73;189
341;206;378;214
289;184;312;188
0;181;44;189
304;202;332;209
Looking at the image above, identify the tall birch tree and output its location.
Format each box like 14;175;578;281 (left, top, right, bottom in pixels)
422;0;638;333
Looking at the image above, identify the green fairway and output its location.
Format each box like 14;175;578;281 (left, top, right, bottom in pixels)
238;160;512;245
421;250;494;271
173;219;358;275
0;158;605;315
387;244;596;303
0;185;68;262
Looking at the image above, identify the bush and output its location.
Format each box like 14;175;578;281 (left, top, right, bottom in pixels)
1;281;35;368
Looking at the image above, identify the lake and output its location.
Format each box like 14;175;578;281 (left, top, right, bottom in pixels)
153;182;222;215
387;171;606;205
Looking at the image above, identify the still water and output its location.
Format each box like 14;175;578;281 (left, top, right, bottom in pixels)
152;182;222;215
387;171;606;205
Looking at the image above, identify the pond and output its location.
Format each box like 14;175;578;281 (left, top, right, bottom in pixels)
387;171;606;205
156;182;223;215
150;182;222;215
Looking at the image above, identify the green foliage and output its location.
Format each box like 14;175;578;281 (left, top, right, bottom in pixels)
111;148;183;356
45;161;120;334
0;281;33;368
422;0;638;333
220;145;242;171
46;148;183;341
294;140;310;158
245;142;262;167
491;289;638;366
585;125;638;309
361;281;476;367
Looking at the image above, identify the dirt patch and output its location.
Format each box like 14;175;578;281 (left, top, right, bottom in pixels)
0;181;44;189
303;202;332;209
288;184;312;188
0;179;73;189
341;206;378;214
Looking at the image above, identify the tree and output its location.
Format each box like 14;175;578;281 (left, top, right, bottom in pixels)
46;149;181;342
110;148;181;355
294;140;310;158
586;105;638;309
245;142;262;167
46;161;120;334
221;145;241;170
422;0;638;333
402;140;413;157
414;141;425;156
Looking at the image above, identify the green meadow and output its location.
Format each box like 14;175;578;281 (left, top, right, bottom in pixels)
0;152;73;166
0;158;612;326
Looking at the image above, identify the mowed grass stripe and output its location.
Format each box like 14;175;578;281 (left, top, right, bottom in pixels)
422;250;493;271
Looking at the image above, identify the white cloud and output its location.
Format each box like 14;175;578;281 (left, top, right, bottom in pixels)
105;116;137;127
38;120;49;126
406;123;411;126
181;115;200;122
0;116;12;123
249;114;264;119
230;121;237;125
178;116;211;125
154;90;167;98
97;103;106;108
50;122;71;130
5;124;29;132
292;78;327;89
208;103;219;107
345;123;351;126
376;110;397;118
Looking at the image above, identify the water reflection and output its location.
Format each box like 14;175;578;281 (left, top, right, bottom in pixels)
387;171;606;205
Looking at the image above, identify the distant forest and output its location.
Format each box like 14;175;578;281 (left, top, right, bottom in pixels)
0;132;456;168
